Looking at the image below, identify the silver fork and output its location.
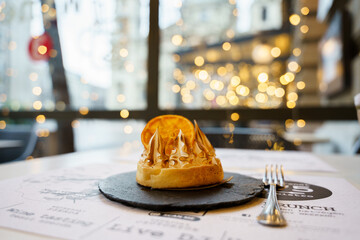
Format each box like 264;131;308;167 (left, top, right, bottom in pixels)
256;164;287;227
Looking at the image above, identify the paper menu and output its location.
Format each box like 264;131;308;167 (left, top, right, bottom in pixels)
0;163;359;240
216;148;337;172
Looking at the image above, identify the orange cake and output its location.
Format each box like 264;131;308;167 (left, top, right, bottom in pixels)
136;115;224;189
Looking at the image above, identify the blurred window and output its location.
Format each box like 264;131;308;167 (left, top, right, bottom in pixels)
158;0;287;110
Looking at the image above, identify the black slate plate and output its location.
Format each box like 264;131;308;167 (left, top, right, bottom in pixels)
98;171;263;211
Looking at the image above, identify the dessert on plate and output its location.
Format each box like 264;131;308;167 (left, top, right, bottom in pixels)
136;115;224;189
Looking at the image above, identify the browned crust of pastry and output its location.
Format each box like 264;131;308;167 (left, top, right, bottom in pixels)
136;160;224;189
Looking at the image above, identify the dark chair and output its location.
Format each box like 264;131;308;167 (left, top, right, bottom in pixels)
202;127;297;150
0;123;38;163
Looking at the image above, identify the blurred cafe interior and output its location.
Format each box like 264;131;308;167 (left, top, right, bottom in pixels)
1;0;360;163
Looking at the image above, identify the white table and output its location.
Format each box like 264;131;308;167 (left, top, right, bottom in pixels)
0;148;359;240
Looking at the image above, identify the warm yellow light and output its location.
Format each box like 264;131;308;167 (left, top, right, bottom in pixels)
294;138;302;146
300;25;309;34
229;96;239;105
171;34;183;46
32;87;42;96
117;94;126;103
230;76;241;87
236;85;250;96
226;90;236;99
79;106;89;115
48;8;56;17
287;92;298;101
173;68;182;78
0;120;6;129
252;44;273;64
226;29;235;38
270;47;281;58
222;42;231;51
257;72;268;83
233;8;238;16
186;80;196;90
206;50;220;62
288;61;299;72
29;72;38;81
226;63;234;72
124;125;133;134
275;88;285;97
194;56;204;66
285;72;295;82
198;70;209;81
119;48;128;57
287;101;296;109
216;96;227;106
285;119;294;129
173;54;180;62
289;14;301;26
279;75;288;85
297;119;306;128
266;86;276;96
229;0;236;5
210;80;224;91
293;48;302;57
255;93;268;103
231;112;240;121
180;87;190;96
41;4;49;13
71;120;80;128
37;45;47;55
301;7;310;15
297;81;306;90
258;82;268;92
37;129;50;138
217;67;227;76
33;101;42;110
182;94;193;103
120;109;129;118
172;84;181;93
36;114;46;123
204;89;215;100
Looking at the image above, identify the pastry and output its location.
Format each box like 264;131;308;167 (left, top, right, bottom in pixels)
136;115;224;189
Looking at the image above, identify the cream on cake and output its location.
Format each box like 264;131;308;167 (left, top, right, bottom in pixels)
136;119;224;189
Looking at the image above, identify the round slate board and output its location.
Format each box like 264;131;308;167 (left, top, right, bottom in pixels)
99;171;263;211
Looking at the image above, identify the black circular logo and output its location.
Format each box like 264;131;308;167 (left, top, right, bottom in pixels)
260;181;332;201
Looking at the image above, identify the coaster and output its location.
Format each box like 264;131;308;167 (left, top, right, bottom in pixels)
99;171;263;211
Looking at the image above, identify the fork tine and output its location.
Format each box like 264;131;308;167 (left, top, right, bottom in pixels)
274;164;278;185
279;165;285;187
269;165;273;184
263;165;268;185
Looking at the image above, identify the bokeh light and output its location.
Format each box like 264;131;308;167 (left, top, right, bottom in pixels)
120;109;129;118
230;112;240;121
289;14;301;26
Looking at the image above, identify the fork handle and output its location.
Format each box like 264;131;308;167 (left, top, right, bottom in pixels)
257;183;287;226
